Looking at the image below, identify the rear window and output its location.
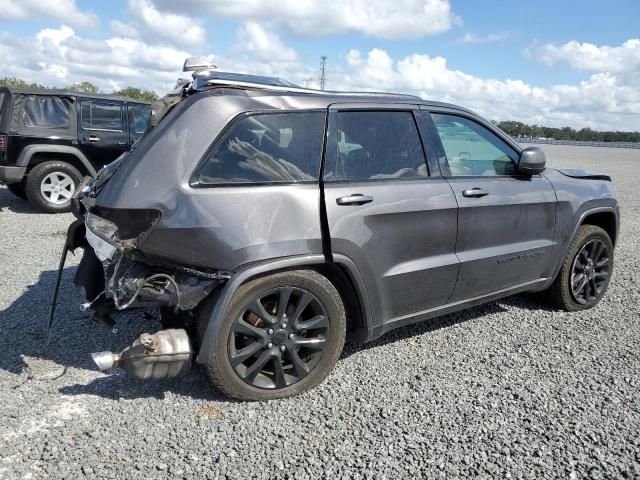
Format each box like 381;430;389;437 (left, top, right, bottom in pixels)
194;111;326;185
22;95;71;129
324;110;428;181
129;105;151;136
81;102;123;131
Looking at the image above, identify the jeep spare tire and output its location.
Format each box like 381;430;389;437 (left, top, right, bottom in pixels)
25;161;83;213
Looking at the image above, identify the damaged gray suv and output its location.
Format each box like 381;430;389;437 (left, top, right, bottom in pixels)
52;68;619;400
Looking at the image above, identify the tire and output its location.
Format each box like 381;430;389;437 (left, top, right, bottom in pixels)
197;270;346;401
6;183;27;200
546;225;614;311
25;161;83;213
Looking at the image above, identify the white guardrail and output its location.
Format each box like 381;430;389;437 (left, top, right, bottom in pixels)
514;138;640;149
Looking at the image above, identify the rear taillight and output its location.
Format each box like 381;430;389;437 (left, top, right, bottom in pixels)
0;135;6;151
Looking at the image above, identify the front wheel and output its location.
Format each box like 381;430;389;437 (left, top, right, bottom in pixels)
547;225;614;311
25;161;83;213
198;270;346;401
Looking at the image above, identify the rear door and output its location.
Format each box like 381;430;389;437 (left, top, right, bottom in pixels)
78;99;127;168
323;104;459;326
424;108;557;301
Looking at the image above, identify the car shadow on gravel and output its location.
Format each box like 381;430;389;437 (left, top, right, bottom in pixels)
0;186;40;214
341;292;556;358
0;266;225;402
1;265;556;402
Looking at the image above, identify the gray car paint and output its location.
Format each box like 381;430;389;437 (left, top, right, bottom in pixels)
89;88;619;365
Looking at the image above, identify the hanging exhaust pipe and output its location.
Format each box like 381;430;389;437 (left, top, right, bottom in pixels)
91;329;192;380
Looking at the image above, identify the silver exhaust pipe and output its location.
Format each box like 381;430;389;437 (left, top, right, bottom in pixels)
90;329;192;380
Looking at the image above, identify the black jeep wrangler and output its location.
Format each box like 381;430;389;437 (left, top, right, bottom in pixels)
0;87;151;212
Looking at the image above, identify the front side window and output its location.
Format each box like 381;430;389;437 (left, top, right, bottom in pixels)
325;110;428;182
431;113;518;176
81;102;123;131
194;111;325;185
22;95;71;129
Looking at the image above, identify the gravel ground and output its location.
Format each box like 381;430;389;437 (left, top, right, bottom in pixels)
1;144;639;479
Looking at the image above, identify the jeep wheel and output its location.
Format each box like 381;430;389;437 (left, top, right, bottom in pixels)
6;183;27;200
547;225;614;311
25;161;83;213
198;270;346;401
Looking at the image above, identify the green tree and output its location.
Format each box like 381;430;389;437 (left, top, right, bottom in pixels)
0;77;47;89
67;81;101;94
112;87;159;102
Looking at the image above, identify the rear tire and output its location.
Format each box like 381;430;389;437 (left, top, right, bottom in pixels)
197;270;346;401
25;161;83;213
6;183;27;200
546;225;614;311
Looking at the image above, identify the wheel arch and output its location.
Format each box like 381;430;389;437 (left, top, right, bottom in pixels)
195;254;373;365
17;145;97;177
581;210;618;246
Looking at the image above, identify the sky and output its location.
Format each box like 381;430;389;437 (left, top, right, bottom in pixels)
0;0;638;131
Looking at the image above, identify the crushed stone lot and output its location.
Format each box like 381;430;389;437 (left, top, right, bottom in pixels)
1;144;639;479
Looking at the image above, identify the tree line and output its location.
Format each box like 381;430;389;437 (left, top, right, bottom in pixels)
0;77;159;102
493;120;640;144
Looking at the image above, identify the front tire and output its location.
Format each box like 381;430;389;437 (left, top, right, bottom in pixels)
198;270;346;401
547;225;614;311
25;161;83;213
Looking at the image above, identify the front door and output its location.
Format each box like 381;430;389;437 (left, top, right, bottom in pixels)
323;105;460;325
425;109;557;301
78;100;127;169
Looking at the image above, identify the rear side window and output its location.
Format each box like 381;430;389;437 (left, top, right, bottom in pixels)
22;95;71;129
129;105;151;136
324;110;428;182
81;102;123;131
0;92;4;124
194;111;325;185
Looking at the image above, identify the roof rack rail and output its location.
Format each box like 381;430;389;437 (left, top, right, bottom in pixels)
205;78;421;100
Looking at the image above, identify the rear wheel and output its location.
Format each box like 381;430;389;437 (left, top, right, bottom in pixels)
25;161;83;213
6;183;27;200
198;270;346;401
547;225;613;311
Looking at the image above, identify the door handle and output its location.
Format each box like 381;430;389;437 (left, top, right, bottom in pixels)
462;188;489;198
117;141;127;146
87;135;100;143
336;194;374;206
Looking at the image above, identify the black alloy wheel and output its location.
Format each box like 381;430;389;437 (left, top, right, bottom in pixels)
229;287;329;389
570;238;610;305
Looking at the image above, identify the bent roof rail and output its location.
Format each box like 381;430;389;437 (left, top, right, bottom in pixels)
204;79;422;100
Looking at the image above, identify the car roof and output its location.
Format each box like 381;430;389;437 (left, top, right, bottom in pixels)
0;86;151;104
197;83;474;114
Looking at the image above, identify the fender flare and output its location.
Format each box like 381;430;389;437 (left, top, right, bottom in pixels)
195;253;374;364
17;145;97;177
548;205;619;284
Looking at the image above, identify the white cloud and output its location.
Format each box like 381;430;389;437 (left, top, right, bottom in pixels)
233;23;298;63
2;23;638;131
0;0;97;27
337;49;640;130
111;0;206;48
0;26;190;94
533;38;640;73
152;0;457;39
460;32;509;44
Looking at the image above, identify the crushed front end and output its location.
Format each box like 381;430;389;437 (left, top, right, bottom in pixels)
54;172;231;379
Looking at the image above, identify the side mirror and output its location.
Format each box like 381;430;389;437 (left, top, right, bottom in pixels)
518;146;546;175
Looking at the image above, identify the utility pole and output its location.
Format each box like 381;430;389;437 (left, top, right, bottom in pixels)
320;56;327;90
